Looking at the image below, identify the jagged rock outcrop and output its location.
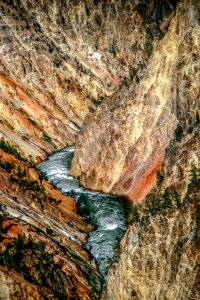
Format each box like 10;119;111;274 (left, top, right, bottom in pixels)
71;0;200;202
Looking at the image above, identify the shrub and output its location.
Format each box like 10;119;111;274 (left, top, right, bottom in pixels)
28;118;37;126
196;110;200;124
130;206;139;223
42;134;52;144
189;164;200;183
0;139;25;161
0;161;14;172
174;124;183;141
162;189;173;209
157;171;164;186
130;68;137;80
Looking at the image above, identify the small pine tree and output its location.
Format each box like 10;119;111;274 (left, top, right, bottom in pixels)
175;124;183;141
189;164;198;182
162;189;173;209
188;116;194;133
173;188;181;208
153;195;162;212
196;110;200;124
157;171;164;186
130;206;139;223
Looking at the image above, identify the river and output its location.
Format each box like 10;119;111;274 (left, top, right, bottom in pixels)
38;147;127;277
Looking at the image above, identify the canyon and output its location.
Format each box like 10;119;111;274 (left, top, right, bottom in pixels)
0;0;199;299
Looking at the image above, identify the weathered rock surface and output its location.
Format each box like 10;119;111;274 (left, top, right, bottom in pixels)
104;122;200;300
0;0;176;162
71;0;200;202
0;0;199;299
0;149;102;299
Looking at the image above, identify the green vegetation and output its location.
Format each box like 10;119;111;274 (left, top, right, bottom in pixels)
128;206;139;223
0;161;14;172
42;133;52;144
127;62;146;85
0;139;25;161
91;96;105;106
53;59;61;68
8;167;60;208
189;164;200;183
135;75;140;83
0;232;68;299
174;124;183;141
196;110;200;124
130;68;137;80
28;118;38;127
122;76;129;86
187;110;200;134
29;155;35;166
42;134;57;150
157;171;164;186
129;67;140;83
188;115;194;133
39;171;48;181
129;64;140;83
129;165;200;224
149;187;179;213
9;176;41;192
129;187;181;223
110;44;116;57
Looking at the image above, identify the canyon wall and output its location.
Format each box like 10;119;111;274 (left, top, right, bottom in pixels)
70;1;200;298
0;1;199;299
104;127;200;300
0;149;102;299
71;0;200;203
0;0;176;162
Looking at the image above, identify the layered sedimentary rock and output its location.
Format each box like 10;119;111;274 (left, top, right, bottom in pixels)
0;0;176;162
0;148;102;299
71;0;200;203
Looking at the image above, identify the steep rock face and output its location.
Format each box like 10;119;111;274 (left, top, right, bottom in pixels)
0;149;102;299
104;125;200;300
0;0;176;162
71;0;200;202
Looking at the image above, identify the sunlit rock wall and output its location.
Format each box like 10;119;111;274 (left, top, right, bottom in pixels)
71;0;200;203
0;149;102;299
0;0;176;162
104;120;200;299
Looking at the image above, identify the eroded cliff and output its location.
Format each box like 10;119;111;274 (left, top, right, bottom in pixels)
71;0;199;203
0;148;102;299
0;0;176;162
104;128;200;300
70;1;200;298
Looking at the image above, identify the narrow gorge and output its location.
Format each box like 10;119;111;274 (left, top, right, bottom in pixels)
0;0;199;299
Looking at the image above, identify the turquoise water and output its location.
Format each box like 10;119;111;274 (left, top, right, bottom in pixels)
38;147;127;277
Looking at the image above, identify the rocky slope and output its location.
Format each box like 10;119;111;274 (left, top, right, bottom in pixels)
0;148;102;299
104;128;200;300
71;0;200;203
